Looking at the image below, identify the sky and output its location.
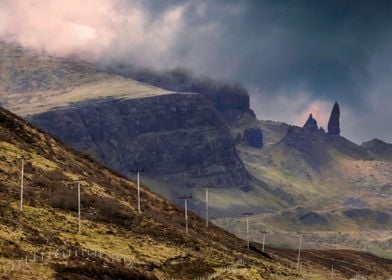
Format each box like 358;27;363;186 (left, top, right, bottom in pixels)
1;0;392;143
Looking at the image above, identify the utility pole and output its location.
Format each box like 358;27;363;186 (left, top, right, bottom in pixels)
179;195;192;234
242;212;253;249
331;265;334;279
260;230;268;252
130;168;145;213
78;181;81;234
19;157;25;212
203;186;209;227
297;231;306;270
70;180;83;234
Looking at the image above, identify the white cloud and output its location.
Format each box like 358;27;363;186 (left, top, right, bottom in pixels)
0;0;185;64
250;87;332;129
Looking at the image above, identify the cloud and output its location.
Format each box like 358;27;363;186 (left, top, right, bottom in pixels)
1;0;392;142
250;87;332;129
0;0;185;64
295;102;332;130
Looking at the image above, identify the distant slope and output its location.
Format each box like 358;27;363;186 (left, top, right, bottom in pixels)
0;40;257;209
1;107;391;279
362;138;392;161
2;40;392;265
228;112;392;258
237;123;392;216
0;106;305;279
0;41;173;116
229;112;289;147
29;93;250;195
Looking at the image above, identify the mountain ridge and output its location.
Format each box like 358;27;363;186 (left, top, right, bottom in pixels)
0;105;302;279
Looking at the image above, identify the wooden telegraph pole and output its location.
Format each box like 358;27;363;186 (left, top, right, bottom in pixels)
297;231;306;270
203;186;209;227
242;212;253;249
19;157;25;212
260;230;268;252
17;155;30;212
178;195;192;234
130;168;145;213
70;179;83;234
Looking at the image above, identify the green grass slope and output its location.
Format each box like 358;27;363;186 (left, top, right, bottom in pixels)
228;116;392;258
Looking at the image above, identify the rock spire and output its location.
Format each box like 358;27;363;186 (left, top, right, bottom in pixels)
327;102;340;135
303;114;318;132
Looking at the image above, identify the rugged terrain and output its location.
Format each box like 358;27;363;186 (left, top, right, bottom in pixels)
226;107;392;258
1;40;392;259
0;41;252;204
3;107;391;279
0;106;294;279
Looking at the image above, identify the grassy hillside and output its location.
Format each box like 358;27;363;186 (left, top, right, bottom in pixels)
0;107;308;279
227;115;392;258
1;103;390;279
0;41;174;116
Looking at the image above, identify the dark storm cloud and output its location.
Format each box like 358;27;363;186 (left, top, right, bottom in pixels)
156;0;392;104
137;0;392;142
1;0;392;142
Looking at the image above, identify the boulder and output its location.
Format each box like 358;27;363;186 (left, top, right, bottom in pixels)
243;127;263;148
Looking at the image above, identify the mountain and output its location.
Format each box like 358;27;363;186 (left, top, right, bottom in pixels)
228;104;392;258
1;105;392;279
362;138;392;161
101;65;256;122
0;41;252;204
1;41;392;259
29;93;250;194
0;106;299;279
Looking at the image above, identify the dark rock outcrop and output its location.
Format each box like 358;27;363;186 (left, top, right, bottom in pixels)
29;93;250;192
327;102;340;135
303;114;318;132
243;127;263;148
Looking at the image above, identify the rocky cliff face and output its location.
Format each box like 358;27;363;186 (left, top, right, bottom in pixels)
0;41;250;197
29;93;250;194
